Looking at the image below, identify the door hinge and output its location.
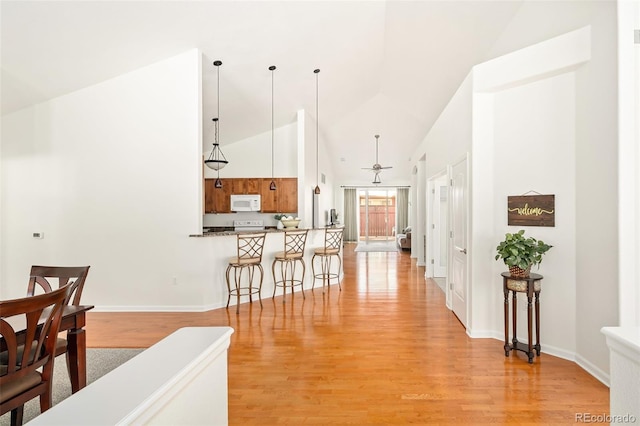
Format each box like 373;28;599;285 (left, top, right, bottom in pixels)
450;231;453;238
431;259;434;264
449;282;453;290
432;224;435;229
450;179;453;186
431;188;435;194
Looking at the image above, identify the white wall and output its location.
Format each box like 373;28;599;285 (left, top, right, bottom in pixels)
491;72;577;354
410;1;619;382
203;122;298;180
202;122;299;229
303;109;335;228
0;49;205;306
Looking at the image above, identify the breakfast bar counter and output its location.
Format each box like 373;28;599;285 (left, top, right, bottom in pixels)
189;227;344;311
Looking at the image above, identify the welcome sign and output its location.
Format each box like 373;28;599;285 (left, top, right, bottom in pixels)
507;195;555;227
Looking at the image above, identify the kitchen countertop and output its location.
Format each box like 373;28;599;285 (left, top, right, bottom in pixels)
189;226;341;237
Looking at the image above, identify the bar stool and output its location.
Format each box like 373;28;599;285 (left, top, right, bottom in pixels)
311;227;344;293
272;229;309;303
226;232;266;314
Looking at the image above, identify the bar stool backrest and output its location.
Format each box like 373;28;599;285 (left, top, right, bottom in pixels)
236;233;267;263
324;228;343;254
283;229;308;258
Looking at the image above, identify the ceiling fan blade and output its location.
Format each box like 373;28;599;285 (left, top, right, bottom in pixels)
379;166;393;169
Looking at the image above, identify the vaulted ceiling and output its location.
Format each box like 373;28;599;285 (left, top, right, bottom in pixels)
1;1;523;185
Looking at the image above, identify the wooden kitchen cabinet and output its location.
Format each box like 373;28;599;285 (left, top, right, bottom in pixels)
204;179;231;213
276;178;298;213
204;177;297;214
258;178;298;213
230;178;259;195
260;179;278;213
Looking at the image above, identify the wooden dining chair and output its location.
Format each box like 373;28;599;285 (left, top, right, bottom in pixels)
27;266;90;307
0;285;70;425
26;266;90;381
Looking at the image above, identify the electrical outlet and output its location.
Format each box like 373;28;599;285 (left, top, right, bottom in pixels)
32;232;44;239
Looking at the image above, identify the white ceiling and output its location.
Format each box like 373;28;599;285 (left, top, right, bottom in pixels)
1;0;523;185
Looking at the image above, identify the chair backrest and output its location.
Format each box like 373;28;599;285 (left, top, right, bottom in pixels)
283;229;308;258
236;233;267;262
27;266;90;306
0;285;69;413
324;228;344;252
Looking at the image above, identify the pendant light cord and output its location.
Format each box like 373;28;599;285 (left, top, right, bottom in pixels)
271;66;275;181
214;60;222;181
315;69;320;189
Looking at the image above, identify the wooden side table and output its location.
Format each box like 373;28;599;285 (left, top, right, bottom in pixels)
502;271;543;363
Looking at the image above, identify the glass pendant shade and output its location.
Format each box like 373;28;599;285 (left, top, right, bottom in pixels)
270;180;277;191
372;173;381;185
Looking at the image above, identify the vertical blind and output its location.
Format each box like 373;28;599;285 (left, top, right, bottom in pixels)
343;188;358;242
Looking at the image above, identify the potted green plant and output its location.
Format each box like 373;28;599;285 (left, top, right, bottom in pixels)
495;230;552;277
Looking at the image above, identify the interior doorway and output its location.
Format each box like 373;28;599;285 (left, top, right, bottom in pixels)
431;175;449;278
358;189;397;242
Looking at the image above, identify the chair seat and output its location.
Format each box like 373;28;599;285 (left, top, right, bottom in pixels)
313;248;340;256
0;370;42;403
228;257;262;266
0;338;67;365
274;251;304;260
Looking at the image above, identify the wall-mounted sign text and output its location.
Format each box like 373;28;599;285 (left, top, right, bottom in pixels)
507;195;555;227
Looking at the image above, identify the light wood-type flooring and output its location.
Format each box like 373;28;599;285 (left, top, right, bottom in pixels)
86;243;609;425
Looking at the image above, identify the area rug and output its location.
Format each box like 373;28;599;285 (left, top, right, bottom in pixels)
354;241;399;253
0;348;143;426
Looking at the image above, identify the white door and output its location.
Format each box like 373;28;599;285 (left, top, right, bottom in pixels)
450;157;468;327
433;181;448;277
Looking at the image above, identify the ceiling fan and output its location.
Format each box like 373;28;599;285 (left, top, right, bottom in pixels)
362;134;392;183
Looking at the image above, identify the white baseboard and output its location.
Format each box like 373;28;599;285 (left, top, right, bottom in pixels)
575;353;610;387
464;331;610;387
92;304;222;313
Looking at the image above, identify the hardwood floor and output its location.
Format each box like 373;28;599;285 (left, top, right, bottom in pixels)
86;244;609;424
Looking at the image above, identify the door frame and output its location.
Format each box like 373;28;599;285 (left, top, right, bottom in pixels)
358;188;397;242
426;169;449;280
448;153;470;325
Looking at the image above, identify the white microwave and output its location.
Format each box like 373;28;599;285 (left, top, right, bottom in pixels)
230;194;261;212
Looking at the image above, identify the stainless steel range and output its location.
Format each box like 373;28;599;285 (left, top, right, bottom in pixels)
233;220;265;231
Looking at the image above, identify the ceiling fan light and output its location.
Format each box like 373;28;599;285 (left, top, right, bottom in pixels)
270;180;277;191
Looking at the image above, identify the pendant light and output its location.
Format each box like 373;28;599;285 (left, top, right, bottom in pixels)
205;60;228;189
269;65;277;191
313;68;321;195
